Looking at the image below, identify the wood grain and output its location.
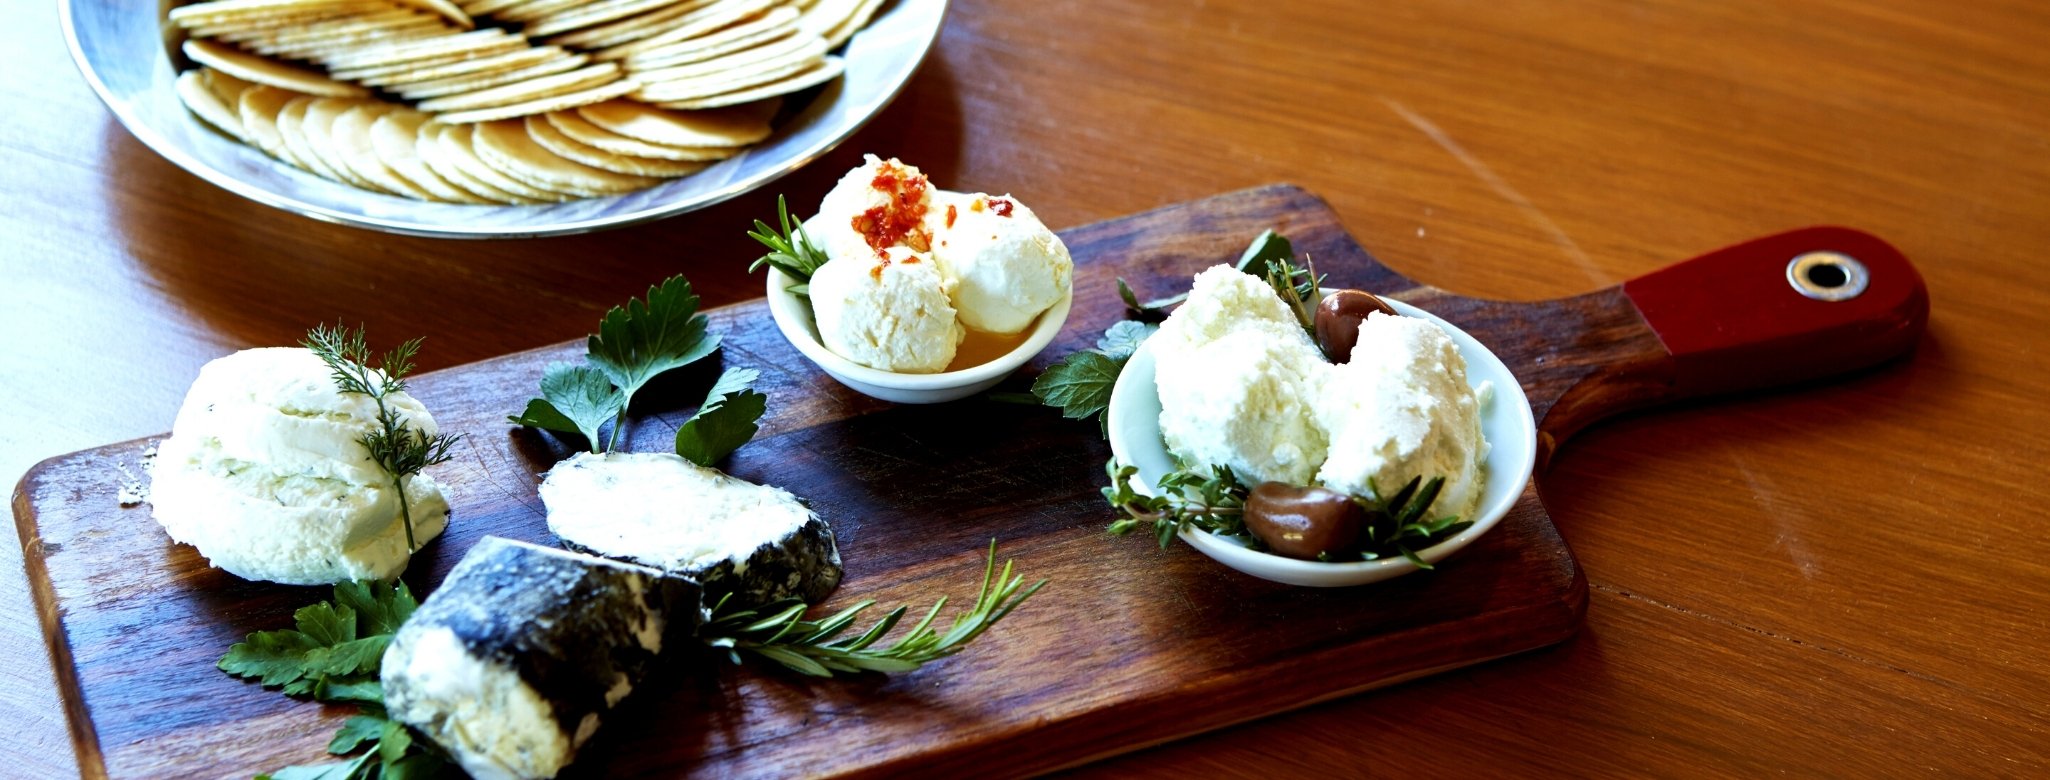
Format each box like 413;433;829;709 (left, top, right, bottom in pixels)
17;185;1592;778
8;0;2050;776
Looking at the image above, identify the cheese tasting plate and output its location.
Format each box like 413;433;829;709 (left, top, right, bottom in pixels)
1105;298;1538;587
60;0;947;238
17;185;1926;777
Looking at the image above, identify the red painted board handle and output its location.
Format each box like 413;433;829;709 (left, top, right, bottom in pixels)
1620;226;1928;398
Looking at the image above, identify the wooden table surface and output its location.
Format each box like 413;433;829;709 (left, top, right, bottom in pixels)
6;0;2047;776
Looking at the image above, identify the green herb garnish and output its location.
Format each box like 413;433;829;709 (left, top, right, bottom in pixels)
303;325;462;552
1358;475;1474;568
223;582;454;780
701;541;1045;678
1101;460;1254;549
1030;320;1157;436
673;367;768;466
747;194;830;288
509;274;721;452
1117;278;1185;322
219;580;415;699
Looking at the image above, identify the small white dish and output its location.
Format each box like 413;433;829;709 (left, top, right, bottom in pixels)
1105;298;1537;587
764;268;1073;403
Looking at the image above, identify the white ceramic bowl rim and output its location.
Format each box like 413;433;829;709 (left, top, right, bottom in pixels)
764;267;1074;390
1105;297;1538;586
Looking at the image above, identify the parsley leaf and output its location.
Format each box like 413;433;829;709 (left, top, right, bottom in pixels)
1235;228;1295;273
507;362;623;447
231;585;455;780
586;274;721;415
675;367;768;466
219;581;416;699
1118;278;1185;322
1031;349;1124;437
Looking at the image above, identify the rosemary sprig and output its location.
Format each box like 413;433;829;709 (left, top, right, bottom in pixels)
747;194;830;289
302;324;461;552
1357;475;1474;568
1101;459;1256;549
1261;253;1324;336
701;540;1045;678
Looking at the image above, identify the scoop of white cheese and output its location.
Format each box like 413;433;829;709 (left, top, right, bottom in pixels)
1152;266;1490;520
1315;312;1490;520
149;347;449;584
1153;266;1330;485
808;245;964;373
806;154;936;265
927;191;1072;335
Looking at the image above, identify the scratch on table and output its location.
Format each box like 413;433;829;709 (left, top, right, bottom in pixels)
1381;98;1606;288
1727;444;1819;581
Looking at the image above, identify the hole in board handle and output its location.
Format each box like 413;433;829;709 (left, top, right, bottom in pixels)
1787;252;1869;301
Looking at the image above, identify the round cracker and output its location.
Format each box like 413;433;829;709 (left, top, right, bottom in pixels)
622;6;797;70
331;103;435;199
545;0;725;50
415;122;526;202
431;76;637;124
416;63;619;112
276;96;342;177
522;0;689;37
176;70;250;142
204;68;259;107
457;0;528;18
819;0;882;48
371;111;491;202
435;123;570;201
387;0;475;28
169;0;386;26
252;24;451;61
300;97;386;190
631;39;823;102
494;0;601;22
541;109;735;160
235;83;299;156
628;30;819;84
317;29;522;69
182;38;367;97
393;53;589;99
587;0;772;60
522;114;707;177
654;54;840;109
213;9;428;42
472;119;661;195
341;45;565;86
574;99;770;148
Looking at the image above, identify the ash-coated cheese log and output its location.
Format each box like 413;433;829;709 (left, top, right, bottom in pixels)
541;451;843;608
382;536;701;780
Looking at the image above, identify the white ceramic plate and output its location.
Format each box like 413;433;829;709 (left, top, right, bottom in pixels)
60;0;948;238
1105;298;1538;587
764;267;1073;403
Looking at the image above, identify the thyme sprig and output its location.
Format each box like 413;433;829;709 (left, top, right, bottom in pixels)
701;541;1045;678
1101;458;1475;568
1101;460;1255;548
303;324;461;552
747;194;830;293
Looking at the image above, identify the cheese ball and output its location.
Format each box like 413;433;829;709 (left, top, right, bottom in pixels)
149;347;449;585
808;246;965;373
927;191;1072;335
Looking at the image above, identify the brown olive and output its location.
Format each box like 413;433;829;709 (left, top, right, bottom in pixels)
1314;289;1398;363
1244;482;1365;560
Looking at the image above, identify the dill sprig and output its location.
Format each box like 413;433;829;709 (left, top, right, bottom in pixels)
746;194;830;292
302;323;461;552
701;541;1046;677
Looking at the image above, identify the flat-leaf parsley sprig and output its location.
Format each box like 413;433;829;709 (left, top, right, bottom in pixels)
509;275;727;453
701;541;1046;678
1027;320;1157;436
303;324;462;552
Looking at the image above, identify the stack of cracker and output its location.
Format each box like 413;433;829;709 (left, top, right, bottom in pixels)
165;0;884;202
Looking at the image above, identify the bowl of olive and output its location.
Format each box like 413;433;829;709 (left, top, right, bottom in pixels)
1105;294;1537;587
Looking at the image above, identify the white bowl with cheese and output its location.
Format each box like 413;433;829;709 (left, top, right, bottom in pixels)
1105;297;1537;587
765;267;1072;403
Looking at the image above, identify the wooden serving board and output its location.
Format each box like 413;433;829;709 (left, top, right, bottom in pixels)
12;184;1926;779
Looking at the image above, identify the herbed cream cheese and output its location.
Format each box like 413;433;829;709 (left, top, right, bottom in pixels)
148;347;449;585
1153;266;1490;519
